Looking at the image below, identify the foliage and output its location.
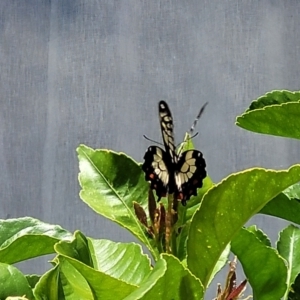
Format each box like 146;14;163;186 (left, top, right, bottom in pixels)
1;90;300;299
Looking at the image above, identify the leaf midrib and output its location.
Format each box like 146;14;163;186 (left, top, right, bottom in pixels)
82;149;157;260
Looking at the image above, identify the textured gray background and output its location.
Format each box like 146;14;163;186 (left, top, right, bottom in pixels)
1;1;300;298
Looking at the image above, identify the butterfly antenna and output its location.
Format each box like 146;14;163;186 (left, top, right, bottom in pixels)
178;103;208;154
143;135;164;147
190;102;208;134
176;132;199;149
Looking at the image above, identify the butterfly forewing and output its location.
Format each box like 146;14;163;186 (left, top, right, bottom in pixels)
158;101;177;164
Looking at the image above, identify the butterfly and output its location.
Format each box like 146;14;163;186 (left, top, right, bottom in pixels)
142;101;207;206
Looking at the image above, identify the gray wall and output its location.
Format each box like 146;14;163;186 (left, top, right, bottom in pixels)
1;1;300;298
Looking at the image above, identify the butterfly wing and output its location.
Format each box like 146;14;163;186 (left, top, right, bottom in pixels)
142;146;172;201
175;150;206;205
143;101;206;205
158;101;177;164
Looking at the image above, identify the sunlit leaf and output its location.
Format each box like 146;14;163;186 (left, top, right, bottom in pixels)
277;225;300;299
123;254;203;300
288;272;300;300
231;228;287;300
187;165;300;287
236;90;300;139
0;217;72;264
260;192;300;225
56;255;137;299
0;263;33;299
246;225;271;246
33;265;62;300
77;145;158;260
88;238;151;285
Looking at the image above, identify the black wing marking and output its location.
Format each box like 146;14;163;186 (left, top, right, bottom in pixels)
175;150;206;206
158;101;177;164
142;146;173;201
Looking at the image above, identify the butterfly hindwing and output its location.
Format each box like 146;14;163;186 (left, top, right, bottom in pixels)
142;146;172;201
175;150;206;205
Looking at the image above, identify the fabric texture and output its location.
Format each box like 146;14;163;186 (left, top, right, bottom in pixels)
1;1;300;297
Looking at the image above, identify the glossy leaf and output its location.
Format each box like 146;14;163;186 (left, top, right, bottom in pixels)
176;221;191;261
207;244;231;287
55;230;151;286
283;182;300;200
55;231;93;267
58;255;137;299
231;228;287;300
288;272;300;299
26;274;40;289
236;90;300;139
247;90;300;110
246;225;271;246
176;177;214;262
77;145;158;259
260;193;300;225
187;165;300;287
0;263;33;299
59;258;95;299
123;254;203;300
0;217;72;264
88;238;151;285
277;225;300;299
33;265;62;300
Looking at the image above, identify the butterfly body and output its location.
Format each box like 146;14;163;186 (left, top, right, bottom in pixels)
142;101;206;206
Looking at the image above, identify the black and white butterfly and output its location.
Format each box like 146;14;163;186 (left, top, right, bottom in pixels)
142;101;207;206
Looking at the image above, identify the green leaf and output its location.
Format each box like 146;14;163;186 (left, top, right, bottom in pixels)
88;238;151;285
0;217;72;264
207;244;231;287
284;182;300;200
176;221;191;261
176;178;214;261
26;274;41;289
55;231;93;267
246;225;271;246
260;193;300;225
277;225;300;299
247;90;300;110
59;258;95;300
231;227;287;300
33;265;62;300
236;90;300;139
56;231;152;286
288;272;300;299
123;257;166;300
123;254;203;300
58;255;137;299
77;145;158;260
187;165;300;288
0;263;34;299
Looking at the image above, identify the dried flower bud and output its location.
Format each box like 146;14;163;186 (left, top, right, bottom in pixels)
133;202;148;227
